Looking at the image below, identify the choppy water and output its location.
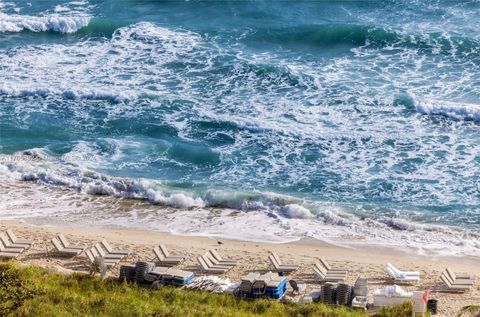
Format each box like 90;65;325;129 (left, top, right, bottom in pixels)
1;0;480;254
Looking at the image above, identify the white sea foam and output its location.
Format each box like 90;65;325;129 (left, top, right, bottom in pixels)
415;99;480;121
281;204;312;219
0;12;90;33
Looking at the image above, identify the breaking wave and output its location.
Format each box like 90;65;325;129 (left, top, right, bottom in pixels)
0;12;90;33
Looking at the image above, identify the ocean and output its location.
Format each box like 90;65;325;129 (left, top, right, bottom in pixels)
1;0;479;255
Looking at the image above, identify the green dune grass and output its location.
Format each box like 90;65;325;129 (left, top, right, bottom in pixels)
0;262;413;317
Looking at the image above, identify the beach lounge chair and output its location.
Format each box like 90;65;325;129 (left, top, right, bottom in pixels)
100;240;129;256
50;237;83;257
268;252;298;273
208;249;238;266
6;230;34;247
386;263;420;282
317;258;348;273
0;239;25;259
197;255;231;274
0;232;27;250
313;263;347;282
58;234;86;251
85;247;119;268
94;243;125;260
153;245;185;266
205;251;237;268
440;268;474;292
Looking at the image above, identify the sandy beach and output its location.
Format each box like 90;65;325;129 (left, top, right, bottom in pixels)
1;219;478;316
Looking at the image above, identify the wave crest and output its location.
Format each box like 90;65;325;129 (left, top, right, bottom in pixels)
0;12;90;33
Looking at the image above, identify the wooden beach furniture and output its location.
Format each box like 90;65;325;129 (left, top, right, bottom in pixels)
313;263;347;282
6;230;34;247
440;268;474;292
0;237;26;259
205;251;237;268
317;258;348;274
50;237;83;257
94;243;125;260
208;249;238;266
100;240;129;256
197;254;231;274
58;234;86;251
153;244;185;266
268;252;298;273
85;247;119;268
0;232;28;249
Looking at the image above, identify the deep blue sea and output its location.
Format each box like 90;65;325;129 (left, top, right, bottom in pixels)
1;0;479;253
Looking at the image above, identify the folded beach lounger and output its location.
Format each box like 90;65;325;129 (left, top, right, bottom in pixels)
0;232;27;250
440;268;474;292
94;243;125;260
268;252;298;273
197;255;231;274
386;263;420;282
318;258;348;274
6;230;34;246
313;263;347;282
51;237;83;257
100;240;130;256
208;249;238;266
153;244;185;266
58;234;86;251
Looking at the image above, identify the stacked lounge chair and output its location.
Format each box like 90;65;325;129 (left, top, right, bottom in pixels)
386;263;420;282
0;233;26;259
197;254;232;274
313;263;347;282
145;266;194;286
268;252;299;273
134;261;156;283
440;267;475;292
51;236;84;257
249;272;287;299
351;278;368;310
153;244;185;266
336;283;352;305
238;272;261;297
320;282;337;304
6;230;34;247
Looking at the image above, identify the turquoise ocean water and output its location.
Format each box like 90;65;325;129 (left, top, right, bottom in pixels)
1;0;479;253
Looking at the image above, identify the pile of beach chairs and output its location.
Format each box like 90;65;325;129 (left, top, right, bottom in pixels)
238;271;288;299
1;228;477;314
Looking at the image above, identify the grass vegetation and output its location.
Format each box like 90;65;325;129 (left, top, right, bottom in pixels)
0;262;414;317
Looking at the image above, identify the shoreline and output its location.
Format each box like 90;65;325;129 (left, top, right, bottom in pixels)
1;178;479;258
0;219;479;316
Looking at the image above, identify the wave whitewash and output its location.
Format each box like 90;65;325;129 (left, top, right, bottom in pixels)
0;0;479;256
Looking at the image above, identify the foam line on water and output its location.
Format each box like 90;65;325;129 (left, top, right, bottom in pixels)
415;99;480;121
0;12;90;33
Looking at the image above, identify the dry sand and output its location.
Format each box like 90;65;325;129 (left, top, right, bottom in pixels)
0;219;478;316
